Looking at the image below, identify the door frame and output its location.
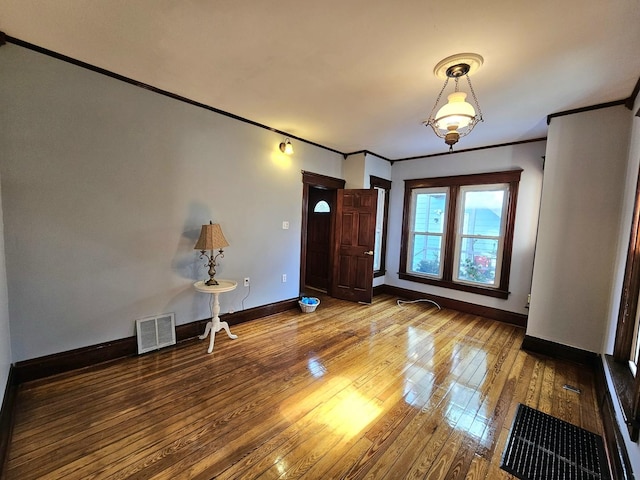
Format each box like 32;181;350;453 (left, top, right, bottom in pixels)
300;171;345;295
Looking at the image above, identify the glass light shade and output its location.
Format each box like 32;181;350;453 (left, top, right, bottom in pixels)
434;92;476;131
280;140;294;155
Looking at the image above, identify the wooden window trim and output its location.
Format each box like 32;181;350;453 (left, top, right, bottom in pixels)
612;163;640;440
370;175;391;278
399;169;522;299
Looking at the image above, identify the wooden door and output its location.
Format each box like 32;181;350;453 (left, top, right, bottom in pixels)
330;189;378;303
300;171;345;295
305;187;334;291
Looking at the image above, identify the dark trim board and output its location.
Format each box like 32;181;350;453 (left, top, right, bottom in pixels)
0;366;17;475
604;354;636;439
379;284;528;327
2;34;342;157
4;285;528;399
521;335;598;367
373;284;386;297
626;76;640;110
547;99;627;125
13;297;298;384
598;357;635;478
392;138;547;162
9;285;526;382
521;336;632;479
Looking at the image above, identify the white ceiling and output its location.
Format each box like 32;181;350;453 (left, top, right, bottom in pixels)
1;1;639;159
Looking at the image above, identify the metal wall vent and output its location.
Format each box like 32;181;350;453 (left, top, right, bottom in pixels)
136;313;176;354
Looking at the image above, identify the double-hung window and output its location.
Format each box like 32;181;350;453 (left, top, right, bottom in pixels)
400;170;522;299
407;187;448;278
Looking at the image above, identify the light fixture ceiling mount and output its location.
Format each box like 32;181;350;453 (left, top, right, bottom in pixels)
424;53;484;152
433;53;483;79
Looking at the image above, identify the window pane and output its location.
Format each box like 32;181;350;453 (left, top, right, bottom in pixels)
462;190;504;236
373;187;385;271
414;192;446;234
313;200;330;213
410;234;442;277
400;170;520;297
457;237;498;284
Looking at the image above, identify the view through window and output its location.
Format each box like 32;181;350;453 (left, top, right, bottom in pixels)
400;170;521;298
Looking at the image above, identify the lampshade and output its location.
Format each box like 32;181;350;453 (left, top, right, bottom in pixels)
434;92;476;131
423;53;484;151
279;139;294;155
194;223;229;251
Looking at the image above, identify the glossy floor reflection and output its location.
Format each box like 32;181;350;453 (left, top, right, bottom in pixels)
5;295;604;479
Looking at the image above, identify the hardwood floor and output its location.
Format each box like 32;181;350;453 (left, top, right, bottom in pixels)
4;295;604;479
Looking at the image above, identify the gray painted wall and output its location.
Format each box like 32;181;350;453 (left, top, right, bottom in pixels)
0;44;344;362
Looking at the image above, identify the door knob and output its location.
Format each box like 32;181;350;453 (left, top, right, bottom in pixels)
364;250;374;256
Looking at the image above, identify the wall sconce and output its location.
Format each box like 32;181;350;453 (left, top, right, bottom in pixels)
423;53;484;151
279;139;294;155
194;221;229;285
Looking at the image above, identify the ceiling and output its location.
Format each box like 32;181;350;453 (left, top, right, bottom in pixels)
1;1;639;159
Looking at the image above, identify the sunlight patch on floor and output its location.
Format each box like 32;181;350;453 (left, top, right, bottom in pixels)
279;376;382;440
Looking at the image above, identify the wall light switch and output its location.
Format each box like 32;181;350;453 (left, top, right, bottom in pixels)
282;221;289;230
282;274;287;283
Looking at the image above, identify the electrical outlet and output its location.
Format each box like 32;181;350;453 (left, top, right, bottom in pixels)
244;277;250;287
282;221;289;230
281;274;287;283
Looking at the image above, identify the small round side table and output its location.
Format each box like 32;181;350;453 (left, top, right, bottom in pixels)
194;280;238;353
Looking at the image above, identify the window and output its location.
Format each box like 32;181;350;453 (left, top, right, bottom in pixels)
612;163;640;441
313;200;330;213
407;187;447;277
454;185;508;287
370;176;391;277
400;170;522;299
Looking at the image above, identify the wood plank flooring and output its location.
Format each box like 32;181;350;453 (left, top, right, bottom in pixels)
4;294;604;479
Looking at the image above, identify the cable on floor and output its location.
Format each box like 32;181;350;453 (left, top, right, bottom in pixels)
241;284;250;310
396;298;442;310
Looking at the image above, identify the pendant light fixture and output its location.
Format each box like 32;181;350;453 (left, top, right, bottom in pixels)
423;53;484;151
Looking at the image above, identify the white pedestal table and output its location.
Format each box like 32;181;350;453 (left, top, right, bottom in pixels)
194;280;238;353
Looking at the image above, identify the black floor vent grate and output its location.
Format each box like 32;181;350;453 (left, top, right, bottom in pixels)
501;404;610;480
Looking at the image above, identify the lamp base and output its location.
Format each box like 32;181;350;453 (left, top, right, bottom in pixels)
205;278;220;286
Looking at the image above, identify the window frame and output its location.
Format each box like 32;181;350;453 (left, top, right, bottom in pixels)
407;186;449;279
399;169;522;299
612;162;640;441
370;175;391;278
452;183;509;288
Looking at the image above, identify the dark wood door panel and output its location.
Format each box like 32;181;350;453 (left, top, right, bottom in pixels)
331;189;377;303
305;186;334;291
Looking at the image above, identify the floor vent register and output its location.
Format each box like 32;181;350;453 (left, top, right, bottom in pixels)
501;403;610;480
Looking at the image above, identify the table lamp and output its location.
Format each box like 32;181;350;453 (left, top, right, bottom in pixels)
194;221;229;285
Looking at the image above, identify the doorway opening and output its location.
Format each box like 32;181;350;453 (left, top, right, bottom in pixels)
300;171;345;295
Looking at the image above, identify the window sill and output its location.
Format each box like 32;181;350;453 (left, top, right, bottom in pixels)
604;354;637;440
398;272;509;299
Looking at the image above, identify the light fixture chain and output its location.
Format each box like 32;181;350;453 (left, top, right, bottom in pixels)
466;74;483;120
427;77;450;121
